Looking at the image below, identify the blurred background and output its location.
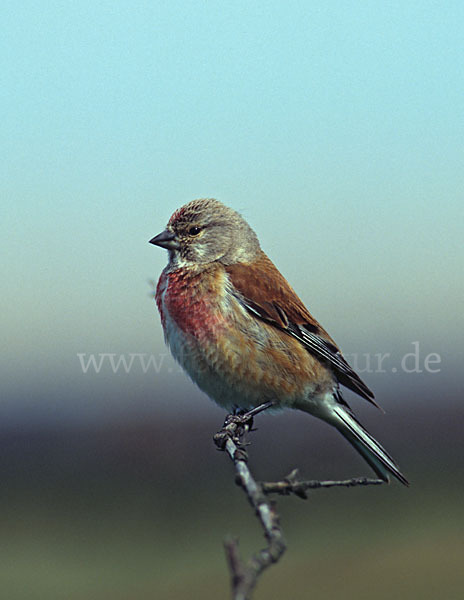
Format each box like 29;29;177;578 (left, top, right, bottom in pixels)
2;2;463;598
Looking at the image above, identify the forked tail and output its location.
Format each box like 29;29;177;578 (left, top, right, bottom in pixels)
331;404;409;486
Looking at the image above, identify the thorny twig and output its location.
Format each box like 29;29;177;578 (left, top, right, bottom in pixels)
213;402;284;600
213;403;385;599
262;469;383;499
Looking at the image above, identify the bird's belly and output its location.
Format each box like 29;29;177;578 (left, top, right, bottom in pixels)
162;293;332;410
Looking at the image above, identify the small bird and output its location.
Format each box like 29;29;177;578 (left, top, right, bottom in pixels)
149;199;408;485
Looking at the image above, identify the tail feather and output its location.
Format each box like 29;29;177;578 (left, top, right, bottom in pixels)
332;405;409;486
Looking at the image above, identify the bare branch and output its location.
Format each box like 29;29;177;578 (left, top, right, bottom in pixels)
213;402;285;600
261;469;384;499
214;404;385;599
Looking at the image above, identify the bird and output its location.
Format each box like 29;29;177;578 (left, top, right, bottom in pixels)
149;198;408;485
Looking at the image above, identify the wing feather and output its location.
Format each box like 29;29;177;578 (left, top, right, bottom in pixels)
225;251;379;407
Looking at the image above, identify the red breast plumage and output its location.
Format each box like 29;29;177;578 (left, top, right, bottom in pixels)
156;261;327;403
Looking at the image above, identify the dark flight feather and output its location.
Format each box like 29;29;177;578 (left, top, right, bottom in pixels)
225;251;380;408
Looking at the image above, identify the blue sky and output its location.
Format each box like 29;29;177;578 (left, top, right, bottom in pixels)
2;2;463;424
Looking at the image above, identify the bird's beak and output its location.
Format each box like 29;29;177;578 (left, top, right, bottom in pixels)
149;230;180;250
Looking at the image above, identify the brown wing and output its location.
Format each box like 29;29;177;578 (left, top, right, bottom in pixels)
225;251;378;406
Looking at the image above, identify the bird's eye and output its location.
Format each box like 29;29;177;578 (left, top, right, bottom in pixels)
188;226;202;236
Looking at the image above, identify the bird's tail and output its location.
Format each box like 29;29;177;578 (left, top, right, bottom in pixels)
330;404;409;486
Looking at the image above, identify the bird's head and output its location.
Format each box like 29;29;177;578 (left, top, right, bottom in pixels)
149;198;260;267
